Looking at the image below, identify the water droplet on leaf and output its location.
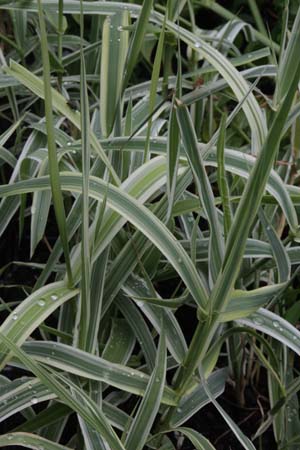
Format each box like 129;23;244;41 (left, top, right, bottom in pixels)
253;316;264;325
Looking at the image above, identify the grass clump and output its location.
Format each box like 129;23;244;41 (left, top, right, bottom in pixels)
0;1;300;449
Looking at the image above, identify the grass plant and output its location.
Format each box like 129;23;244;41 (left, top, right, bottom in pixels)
0;1;300;449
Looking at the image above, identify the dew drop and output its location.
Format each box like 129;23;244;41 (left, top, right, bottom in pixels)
253;316;264;325
37;299;45;307
195;42;201;48
266;226;271;231
31;206;36;214
273;321;280;328
117;26;123;31
177;407;182;413
72;150;76;154
51;294;58;301
67;141;72;146
31;397;38;404
12;313;18;321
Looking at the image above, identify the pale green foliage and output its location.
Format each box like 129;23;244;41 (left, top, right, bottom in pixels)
0;2;300;449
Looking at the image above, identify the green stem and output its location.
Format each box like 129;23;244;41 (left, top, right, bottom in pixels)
57;0;64;90
247;0;269;39
163;44;300;427
37;0;73;286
